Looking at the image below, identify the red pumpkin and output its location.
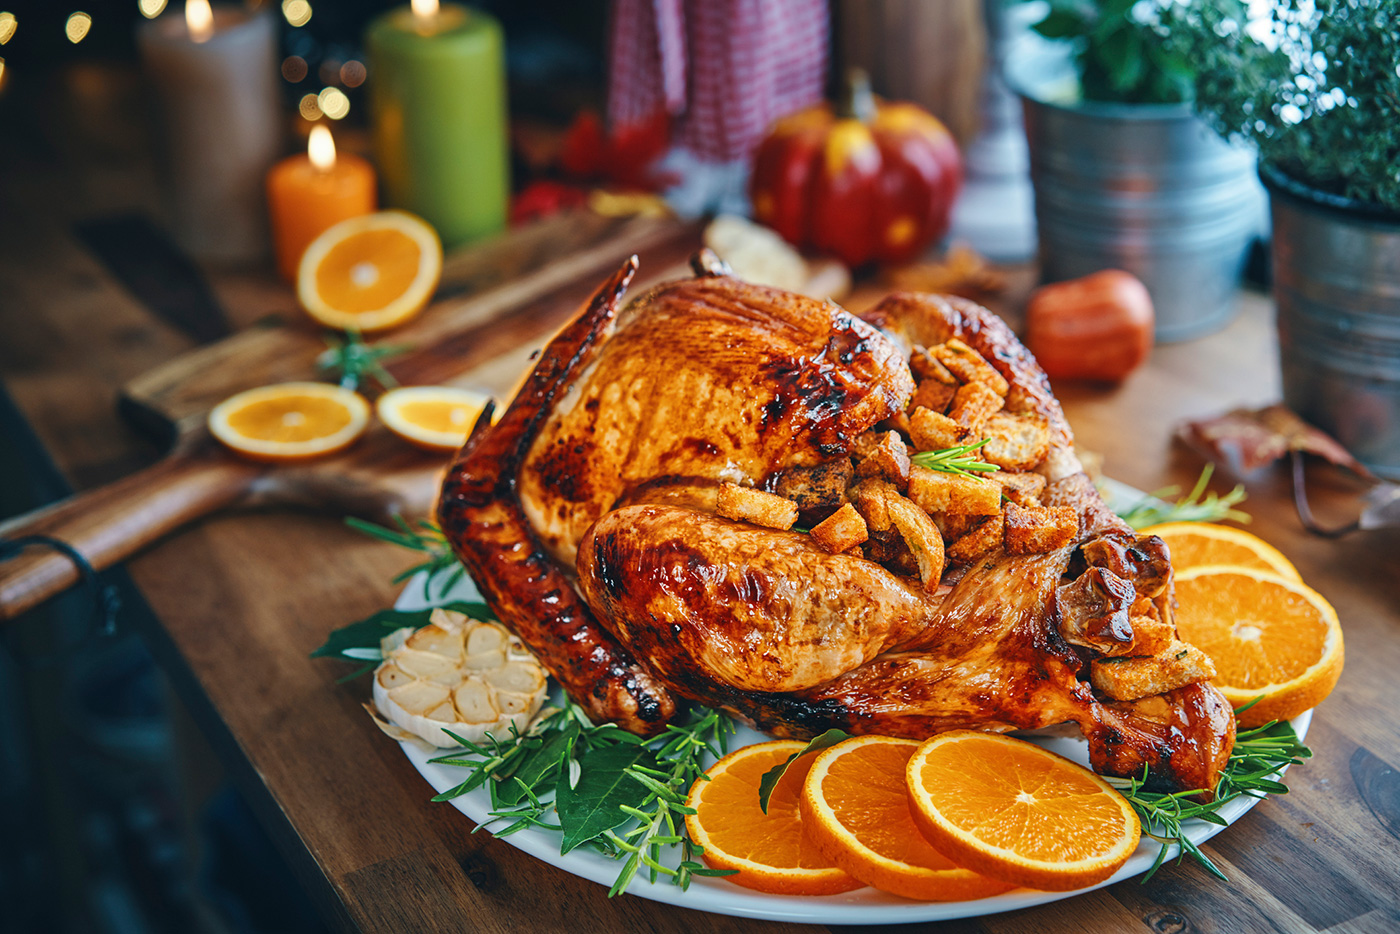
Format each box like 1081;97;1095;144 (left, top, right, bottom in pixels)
750;72;963;268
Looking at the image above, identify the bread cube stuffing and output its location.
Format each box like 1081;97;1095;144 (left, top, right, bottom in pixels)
810;503;870;554
907;465;1002;516
1003;501;1079;555
716;482;799;531
1090;641;1217;701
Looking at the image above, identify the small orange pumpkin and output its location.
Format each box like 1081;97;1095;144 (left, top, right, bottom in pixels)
750;71;962;268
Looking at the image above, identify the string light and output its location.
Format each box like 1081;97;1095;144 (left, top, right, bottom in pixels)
298;92;322;120
317;86;349;120
281;55;308;82
137;0;166;18
65;11;91;43
340;60;366;88
281;0;311;28
0;12;16;45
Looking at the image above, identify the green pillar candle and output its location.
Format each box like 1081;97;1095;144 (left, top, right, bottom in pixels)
365;2;509;248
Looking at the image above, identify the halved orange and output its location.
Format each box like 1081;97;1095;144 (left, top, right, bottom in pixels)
684;740;861;896
905;731;1140;892
208;382;369;462
1141;522;1301;580
376;386;489;453
297;210;442;333
799;736;1013;901
1174;564;1343;727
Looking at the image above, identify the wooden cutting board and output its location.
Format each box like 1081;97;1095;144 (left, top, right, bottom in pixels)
0;211;703;621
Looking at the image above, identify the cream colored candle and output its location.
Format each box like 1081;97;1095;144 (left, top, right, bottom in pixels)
138;1;280;262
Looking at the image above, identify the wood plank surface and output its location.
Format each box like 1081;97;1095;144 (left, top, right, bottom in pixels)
5;62;1400;934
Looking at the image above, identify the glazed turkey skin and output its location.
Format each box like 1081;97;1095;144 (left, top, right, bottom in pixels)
517;273;914;568
439;255;1236;798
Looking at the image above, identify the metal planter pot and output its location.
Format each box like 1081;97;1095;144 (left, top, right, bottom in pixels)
1009;64;1262;342
1266;167;1400;480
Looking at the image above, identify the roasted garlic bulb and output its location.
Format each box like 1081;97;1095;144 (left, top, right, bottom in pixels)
371;608;548;748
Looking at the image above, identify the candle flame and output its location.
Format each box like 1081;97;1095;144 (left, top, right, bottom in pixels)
308;124;335;171
411;0;439;19
185;0;213;42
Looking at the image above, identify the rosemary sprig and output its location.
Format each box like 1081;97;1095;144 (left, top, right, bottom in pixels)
1106;717;1311;882
1117;464;1250;529
317;328;409;393
910;439;998;480
605;708;736;895
345;516;466;600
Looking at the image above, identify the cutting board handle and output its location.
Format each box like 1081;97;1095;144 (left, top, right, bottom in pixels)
0;445;263;622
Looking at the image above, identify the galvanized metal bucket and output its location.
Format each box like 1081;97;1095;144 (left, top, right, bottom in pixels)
1006;59;1263;343
1267;167;1400;480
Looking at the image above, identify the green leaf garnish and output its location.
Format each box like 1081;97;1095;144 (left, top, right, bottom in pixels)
1107;718;1311;882
317;327;408;393
910;439;998;480
556;743;652;854
345;516;467;601
1116;464;1250;529
309;601;495;666
756;728;852;813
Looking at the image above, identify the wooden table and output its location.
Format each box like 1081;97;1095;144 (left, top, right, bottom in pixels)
6;69;1400;934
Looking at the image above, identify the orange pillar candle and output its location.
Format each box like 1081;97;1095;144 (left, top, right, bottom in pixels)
266;125;378;281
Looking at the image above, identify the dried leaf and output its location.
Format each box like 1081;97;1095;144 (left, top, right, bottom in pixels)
1177;404;1375;480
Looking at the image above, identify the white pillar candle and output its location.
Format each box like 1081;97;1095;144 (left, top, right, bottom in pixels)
137;3;280;263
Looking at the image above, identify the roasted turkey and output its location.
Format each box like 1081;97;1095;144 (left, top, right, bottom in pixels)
438;254;1235;798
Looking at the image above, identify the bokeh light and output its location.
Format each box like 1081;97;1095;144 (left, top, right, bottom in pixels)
281;55;308;82
281;0;311;28
65;11;91;43
137;0;166;18
317;86;349;120
340;60;366;88
0;12;16;45
298;92;323;120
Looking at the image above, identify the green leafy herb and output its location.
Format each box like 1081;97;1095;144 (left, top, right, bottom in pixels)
757;729;851;813
309;601;495;680
1115;464;1250;529
910;439;998;481
1025;0;1197;105
1107;717;1311;882
317;328;408;393
345;516;467;600
431;698;737;895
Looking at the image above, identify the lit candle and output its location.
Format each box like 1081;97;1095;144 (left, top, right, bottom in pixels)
137;1;280;262
365;0;508;248
266;125;378;281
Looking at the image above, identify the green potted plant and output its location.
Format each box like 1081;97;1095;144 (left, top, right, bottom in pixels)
1166;0;1400;479
1005;0;1264;343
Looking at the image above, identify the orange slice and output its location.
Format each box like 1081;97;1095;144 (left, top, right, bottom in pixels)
905;731;1140;892
297;210;442;333
1174;565;1343;727
799;736;1013;901
376;386;489;453
684;740;861;896
1140;522;1300;580
208;382;369;462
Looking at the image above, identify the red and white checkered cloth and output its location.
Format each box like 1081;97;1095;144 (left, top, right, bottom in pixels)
608;0;829;164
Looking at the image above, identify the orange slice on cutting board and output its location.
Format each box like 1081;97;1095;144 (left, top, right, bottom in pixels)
904;731;1140;893
799;736;1013;901
376;386;489;453
1140;522;1301;581
684;740;862;896
208;382;370;462
297;210;442;333
1174;564;1343;727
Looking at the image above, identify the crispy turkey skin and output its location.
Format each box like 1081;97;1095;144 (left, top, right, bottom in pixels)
439;254;1235;797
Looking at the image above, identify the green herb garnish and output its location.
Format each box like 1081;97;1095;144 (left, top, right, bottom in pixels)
1107;716;1311;882
345;516;466;600
317;328;408;393
911;439;998;480
310;600;497;680
431;698;738;895
756;728;851;813
1116;464;1250;529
